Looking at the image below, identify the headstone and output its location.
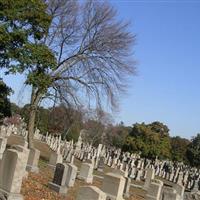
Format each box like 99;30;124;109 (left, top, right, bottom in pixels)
65;163;77;187
70;155;74;164
78;163;93;183
173;183;184;199
0;137;7;159
26;148;40;173
97;156;105;172
102;172;125;200
129;167;136;179
135;169;143;181
65;151;73;163
144;168;155;190
48;163;68;194
162;186;180;200
76;186;106;200
146;179;163;200
191;177;199;194
48;151;63;168
94;144;103;169
0;148;26;200
185;193;200;200
0;126;6;137
123;177;131;198
11;145;30;179
177;171;183;186
75;130;84;152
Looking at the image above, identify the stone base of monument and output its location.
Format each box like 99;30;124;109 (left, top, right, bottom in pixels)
48;182;68;195
0;189;23;200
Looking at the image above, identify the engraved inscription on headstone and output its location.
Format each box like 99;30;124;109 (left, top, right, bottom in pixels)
53;163;65;185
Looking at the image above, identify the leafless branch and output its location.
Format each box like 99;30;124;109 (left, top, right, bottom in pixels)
42;0;136;111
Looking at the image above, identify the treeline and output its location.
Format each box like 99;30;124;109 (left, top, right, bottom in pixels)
123;122;200;168
10;103;200;167
11;103;130;148
122;122;190;164
0;85;199;168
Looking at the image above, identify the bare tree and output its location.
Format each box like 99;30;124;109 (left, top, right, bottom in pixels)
27;0;136;148
82;108;113;145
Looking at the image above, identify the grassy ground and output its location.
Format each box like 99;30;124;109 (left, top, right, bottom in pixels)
7;135;146;200
7;135;52;160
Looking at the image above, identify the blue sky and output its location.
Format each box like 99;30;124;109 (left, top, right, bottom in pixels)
1;1;200;139
111;1;200;139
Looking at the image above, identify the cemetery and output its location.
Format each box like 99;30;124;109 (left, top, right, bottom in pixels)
0;123;199;200
0;0;200;200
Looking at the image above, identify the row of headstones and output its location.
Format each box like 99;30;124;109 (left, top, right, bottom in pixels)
57;132;200;193
34;129;78;156
69;141;200;200
0;124;69;160
154;165;199;191
0;128;197;200
46;134;133;199
45;124;200;196
1;122;199;189
0;127;76;200
0;143;40;200
72;141;199;193
147;168;199;200
102;148;199;191
146;178;184;200
0;124;27;138
49;161;131;200
46;141;166;199
3;123;198;199
0;124;62;153
35;130;65;152
49;158;186;200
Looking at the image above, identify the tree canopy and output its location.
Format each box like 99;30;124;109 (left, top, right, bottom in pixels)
186;134;200;167
123;122;171;159
1;0;137;148
0;0;56;75
0;79;12;121
170;136;190;163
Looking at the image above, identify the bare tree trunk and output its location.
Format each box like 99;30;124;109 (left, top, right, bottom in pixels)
28;105;36;149
27;87;42;149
